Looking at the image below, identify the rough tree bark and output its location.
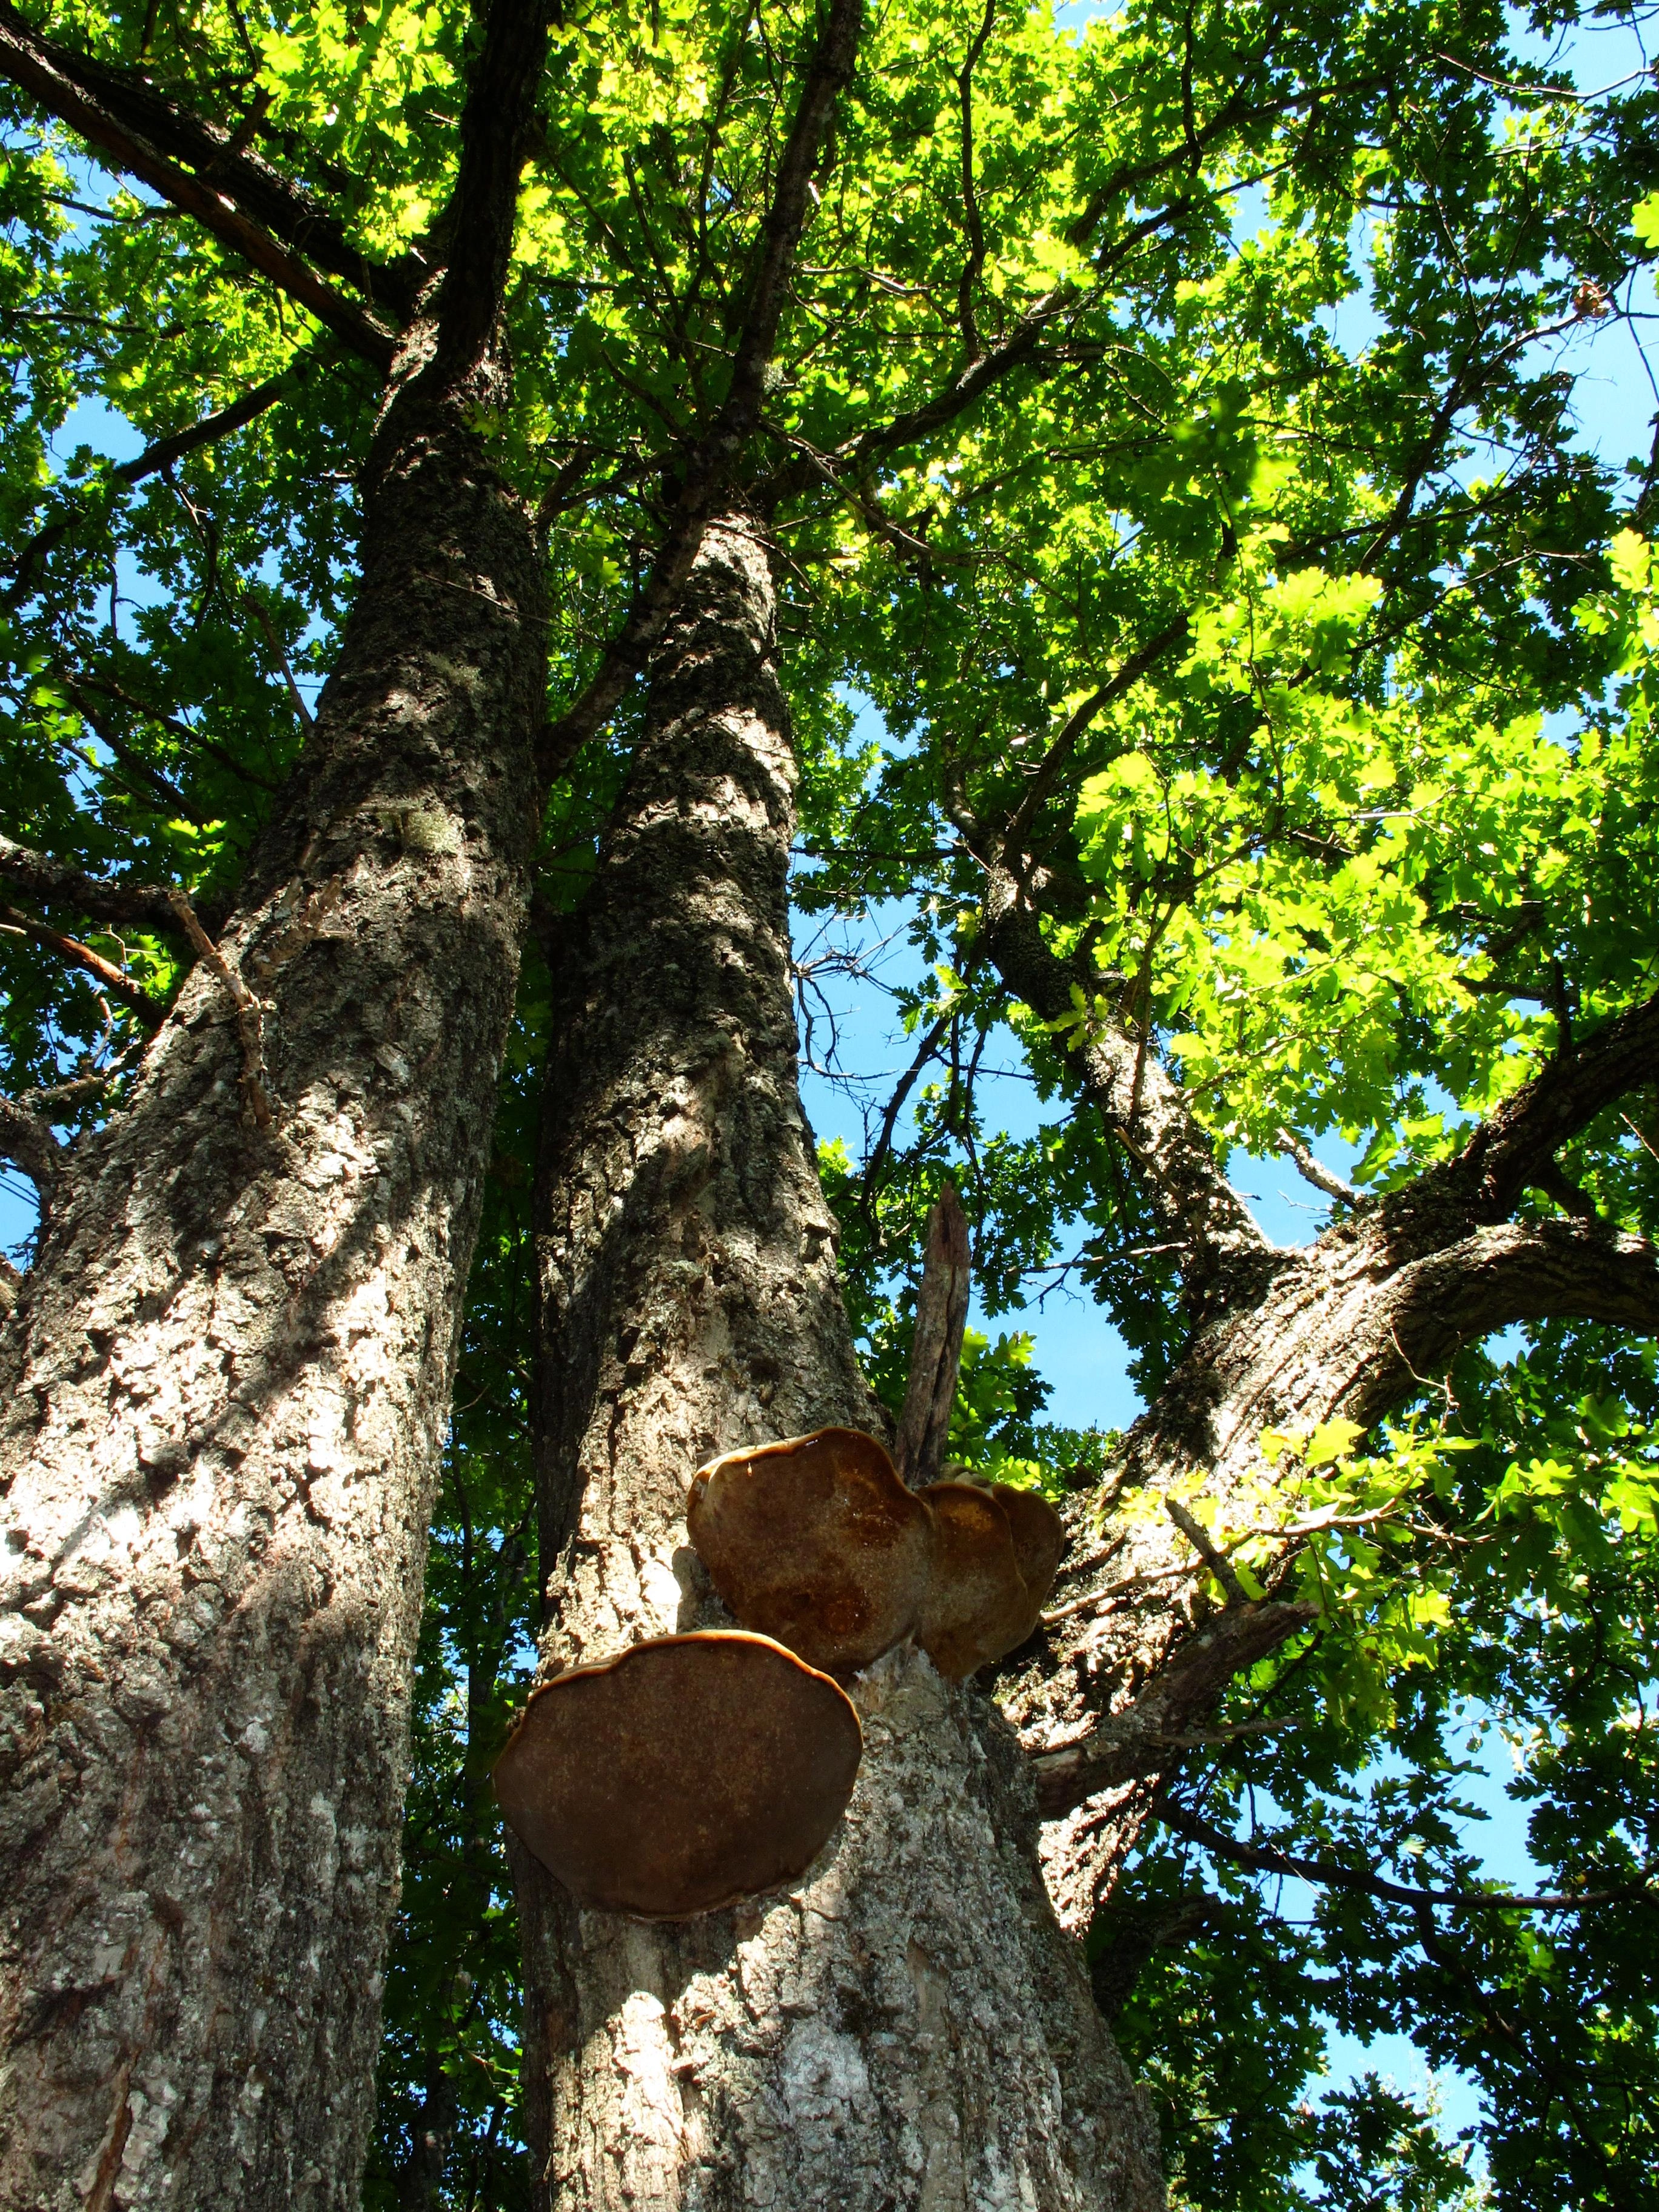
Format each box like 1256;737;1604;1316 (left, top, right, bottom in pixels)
0;7;552;2202
512;517;1164;2212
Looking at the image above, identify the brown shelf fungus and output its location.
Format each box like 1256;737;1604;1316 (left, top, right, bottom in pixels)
994;1481;1068;1611
686;1427;936;1676
493;1631;862;1919
915;1480;1067;1678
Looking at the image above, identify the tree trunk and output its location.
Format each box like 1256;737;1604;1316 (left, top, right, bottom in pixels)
512;516;1163;2212
0;341;546;2203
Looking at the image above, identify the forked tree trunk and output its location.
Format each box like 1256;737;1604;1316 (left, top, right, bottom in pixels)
512;516;1163;2212
982;891;1659;1935
0;345;546;2203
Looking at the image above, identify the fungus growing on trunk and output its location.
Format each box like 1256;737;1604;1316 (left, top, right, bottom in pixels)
914;1478;1064;1678
493;1631;862;1919
687;1426;935;1675
994;1480;1068;1617
686;1428;1067;1682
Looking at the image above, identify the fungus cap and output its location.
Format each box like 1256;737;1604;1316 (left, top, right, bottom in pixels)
493;1631;862;1919
914;1480;1036;1678
686;1427;935;1676
992;1483;1067;1613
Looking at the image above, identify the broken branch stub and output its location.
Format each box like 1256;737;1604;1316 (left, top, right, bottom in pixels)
687;1426;936;1676
894;1179;972;1486
493;1632;862;1920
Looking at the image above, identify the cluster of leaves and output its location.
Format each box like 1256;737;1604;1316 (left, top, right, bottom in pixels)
1053;539;1659;1184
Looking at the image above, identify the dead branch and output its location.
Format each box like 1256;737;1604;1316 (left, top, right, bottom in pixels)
894;1181;973;1486
859;1008;952;1227
163;893;272;1129
244;592;316;734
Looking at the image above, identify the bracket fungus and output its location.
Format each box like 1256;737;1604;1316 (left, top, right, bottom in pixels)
492;1631;862;1919
914;1480;1051;1678
686;1427;1067;1683
995;1481;1068;1615
687;1426;935;1675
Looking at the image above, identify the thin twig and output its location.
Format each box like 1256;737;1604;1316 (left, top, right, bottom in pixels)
858;1010;952;1228
999;618;1190;868
0;902;164;1025
1162;1801;1659;1915
4;355;319;605
1043;1553;1205;1624
1167;1494;1250;1607
244;591;315;734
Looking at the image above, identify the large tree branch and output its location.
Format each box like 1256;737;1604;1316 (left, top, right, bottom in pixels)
1014;1210;1659;1899
1447;988;1659;1221
1359;1216;1659;1412
978;868;1270;1284
429;0;557;384
0;831;191;934
0;5;397;370
1000;1011;1657;1916
541;0;863;770
765;283;1069;512
0;1;407;317
759;183;1191;511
